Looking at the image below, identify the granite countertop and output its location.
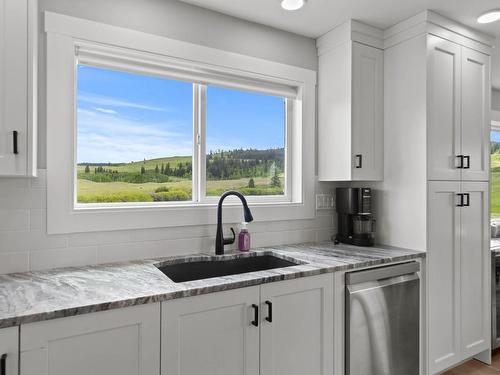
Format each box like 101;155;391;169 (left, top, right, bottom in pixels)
0;241;425;329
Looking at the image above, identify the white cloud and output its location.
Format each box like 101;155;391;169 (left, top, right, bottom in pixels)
76;108;192;163
94;107;118;115
78;92;168;112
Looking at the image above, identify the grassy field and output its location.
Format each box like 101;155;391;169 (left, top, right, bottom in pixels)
492;153;500;218
77;175;283;203
77;151;286;203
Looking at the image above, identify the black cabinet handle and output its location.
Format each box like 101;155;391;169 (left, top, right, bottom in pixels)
251;304;259;327
456;155;464;169
463;155;470;169
12;131;18;155
457;193;464;207
355;154;362;169
463;193;470;207
1;353;6;375
265;301;273;323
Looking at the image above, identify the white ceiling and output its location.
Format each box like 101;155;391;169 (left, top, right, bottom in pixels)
180;0;500;88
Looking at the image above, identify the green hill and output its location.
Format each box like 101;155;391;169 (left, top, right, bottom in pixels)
77;155;191;173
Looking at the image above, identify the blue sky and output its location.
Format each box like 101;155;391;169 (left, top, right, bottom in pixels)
492;131;500;142
77;65;285;164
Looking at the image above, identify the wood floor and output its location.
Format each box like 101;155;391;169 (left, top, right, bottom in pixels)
444;350;500;374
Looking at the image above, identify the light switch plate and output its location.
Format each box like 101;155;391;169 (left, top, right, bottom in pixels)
316;194;334;210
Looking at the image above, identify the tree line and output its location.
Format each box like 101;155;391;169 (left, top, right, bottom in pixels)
78;148;284;184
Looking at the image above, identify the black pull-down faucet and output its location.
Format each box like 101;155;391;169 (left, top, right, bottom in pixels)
215;191;253;255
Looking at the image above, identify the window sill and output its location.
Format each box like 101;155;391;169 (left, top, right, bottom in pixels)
49;200;315;234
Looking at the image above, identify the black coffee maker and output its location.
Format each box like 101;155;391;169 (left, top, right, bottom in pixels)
335;187;375;247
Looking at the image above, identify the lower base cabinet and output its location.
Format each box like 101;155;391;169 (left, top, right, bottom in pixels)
161;273;334;375
20;303;160;375
0;327;19;375
12;274;334;375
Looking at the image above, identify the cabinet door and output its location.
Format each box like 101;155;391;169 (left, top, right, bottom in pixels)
20;303;160;375
352;42;383;181
427;36;462;181
260;274;334;375
0;327;19;375
460;181;490;358
162;286;260;375
0;0;36;176
461;48;490;181
427;181;461;374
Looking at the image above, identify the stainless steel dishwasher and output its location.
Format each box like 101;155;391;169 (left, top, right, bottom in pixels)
346;262;420;375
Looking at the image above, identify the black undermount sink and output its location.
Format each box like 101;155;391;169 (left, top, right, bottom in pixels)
156;255;300;283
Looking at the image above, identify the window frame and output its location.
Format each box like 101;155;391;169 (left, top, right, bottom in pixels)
74;55;293;208
45;12;316;234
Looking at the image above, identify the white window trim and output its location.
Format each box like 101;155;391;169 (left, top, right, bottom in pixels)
45;12;317;234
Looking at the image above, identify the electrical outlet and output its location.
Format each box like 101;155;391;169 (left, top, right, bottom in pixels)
316;194;334;210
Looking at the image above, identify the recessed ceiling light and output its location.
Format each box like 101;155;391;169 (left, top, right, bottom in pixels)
281;0;306;11
477;10;500;24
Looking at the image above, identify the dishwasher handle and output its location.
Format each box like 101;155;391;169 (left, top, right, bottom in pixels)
346;261;420;285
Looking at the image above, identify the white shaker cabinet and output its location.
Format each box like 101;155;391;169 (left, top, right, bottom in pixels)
427;181;462;372
459;181;490;358
259;274;333;375
427;35;490;181
427;36;462;181
0;327;19;375
317;21;383;181
427;181;490;374
20;303;161;375
460;49;490;181
0;0;37;177
162;286;260;375
161;274;334;375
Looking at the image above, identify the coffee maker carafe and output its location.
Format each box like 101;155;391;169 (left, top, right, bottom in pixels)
335;187;375;247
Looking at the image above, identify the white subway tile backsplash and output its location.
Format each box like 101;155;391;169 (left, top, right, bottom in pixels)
0;252;30;274
0;177;31;190
29;209;45;231
97;241;161;263
67;232;103;248
0;188;46;209
30;246;98;271
30;169;47;189
0;169;335;274
0;210;30;231
26;231;68;251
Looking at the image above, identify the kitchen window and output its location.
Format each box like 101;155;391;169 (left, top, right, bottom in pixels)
45;13;316;233
75;62;290;206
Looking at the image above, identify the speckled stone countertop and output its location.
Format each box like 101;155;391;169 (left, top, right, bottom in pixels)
0;241;424;328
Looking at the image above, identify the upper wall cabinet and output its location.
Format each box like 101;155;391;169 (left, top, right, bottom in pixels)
427;35;490;181
317;21;383;181
0;0;37;177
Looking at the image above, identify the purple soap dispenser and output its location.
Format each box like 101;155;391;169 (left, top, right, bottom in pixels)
238;222;251;252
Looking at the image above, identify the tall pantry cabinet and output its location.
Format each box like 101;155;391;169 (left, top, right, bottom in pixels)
373;11;493;375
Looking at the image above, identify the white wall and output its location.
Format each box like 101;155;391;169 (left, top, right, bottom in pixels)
38;0;317;168
493;89;500;111
0;0;333;274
